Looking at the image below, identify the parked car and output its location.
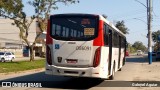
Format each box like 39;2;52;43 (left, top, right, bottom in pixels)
0;52;15;62
137;50;143;55
152;51;156;56
156;51;160;61
125;51;129;56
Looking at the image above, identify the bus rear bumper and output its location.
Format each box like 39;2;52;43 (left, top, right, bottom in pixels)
45;65;103;78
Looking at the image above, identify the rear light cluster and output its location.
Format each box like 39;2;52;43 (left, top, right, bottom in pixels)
46;20;53;44
47;46;52;65
93;47;101;67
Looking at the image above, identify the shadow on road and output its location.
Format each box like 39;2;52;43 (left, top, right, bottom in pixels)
126;55;158;63
0;71;104;89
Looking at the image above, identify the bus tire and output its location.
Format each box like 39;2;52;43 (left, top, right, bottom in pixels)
118;68;122;71
109;63;115;80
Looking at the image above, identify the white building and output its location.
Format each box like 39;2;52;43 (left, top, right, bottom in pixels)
0;18;37;57
0;18;36;47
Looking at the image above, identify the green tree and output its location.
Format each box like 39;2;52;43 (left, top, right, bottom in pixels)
127;43;136;53
152;30;160;51
115;20;129;34
0;0;79;61
152;30;160;43
132;41;147;51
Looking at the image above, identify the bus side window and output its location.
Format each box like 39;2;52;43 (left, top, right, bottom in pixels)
122;37;125;48
104;24;109;46
109;29;112;46
113;31;118;47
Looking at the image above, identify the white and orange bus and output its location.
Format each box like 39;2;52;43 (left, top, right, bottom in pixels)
46;14;127;79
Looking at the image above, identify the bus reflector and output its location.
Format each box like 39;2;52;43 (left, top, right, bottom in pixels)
47;46;52;65
93;47;101;67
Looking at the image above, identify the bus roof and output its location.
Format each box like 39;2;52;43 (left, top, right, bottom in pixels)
99;15;126;37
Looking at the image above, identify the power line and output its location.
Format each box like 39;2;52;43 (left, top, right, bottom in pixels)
109;9;147;20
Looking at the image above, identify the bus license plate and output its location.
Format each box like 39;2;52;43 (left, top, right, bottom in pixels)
66;59;78;64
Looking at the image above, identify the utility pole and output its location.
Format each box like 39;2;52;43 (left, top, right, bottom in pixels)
135;0;152;64
147;0;152;64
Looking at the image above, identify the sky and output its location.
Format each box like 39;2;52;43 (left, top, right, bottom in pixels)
23;0;160;46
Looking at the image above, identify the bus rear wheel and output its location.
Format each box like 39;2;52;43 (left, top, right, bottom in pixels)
118;68;122;71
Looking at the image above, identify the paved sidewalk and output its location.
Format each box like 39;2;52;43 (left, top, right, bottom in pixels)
115;55;160;81
138;56;160;81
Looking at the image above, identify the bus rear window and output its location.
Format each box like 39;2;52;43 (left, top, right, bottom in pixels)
50;15;98;41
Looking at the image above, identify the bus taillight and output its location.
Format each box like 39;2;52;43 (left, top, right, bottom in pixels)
47;46;52;65
93;47;101;67
46;20;53;44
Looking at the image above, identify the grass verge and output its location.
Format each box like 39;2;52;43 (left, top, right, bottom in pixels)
0;59;45;73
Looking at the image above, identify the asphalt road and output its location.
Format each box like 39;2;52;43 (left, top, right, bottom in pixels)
0;55;160;90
